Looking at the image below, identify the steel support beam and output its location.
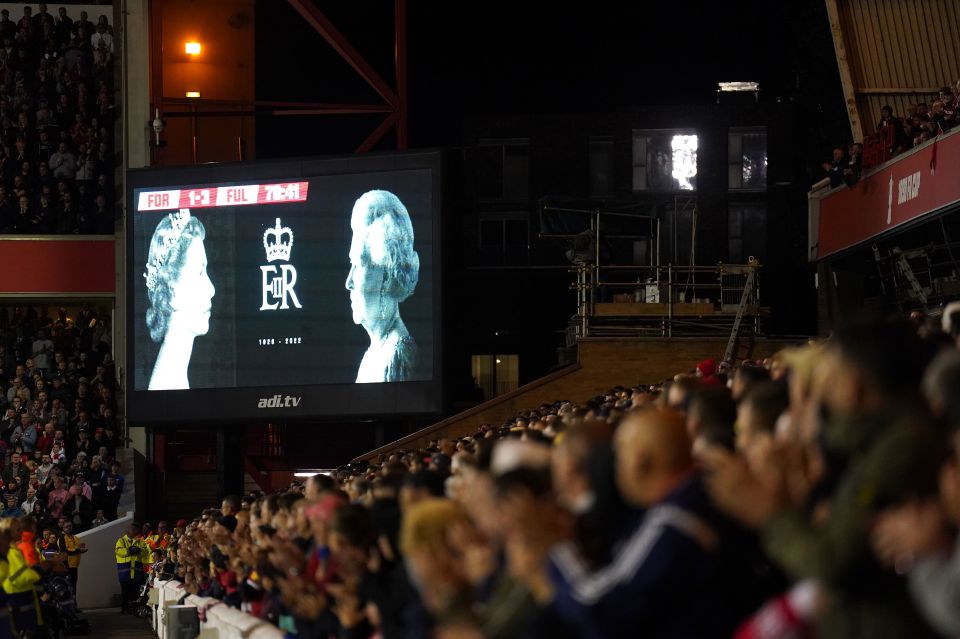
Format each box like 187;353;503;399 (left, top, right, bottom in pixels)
824;0;864;142
286;0;399;106
394;0;408;149
357;113;400;153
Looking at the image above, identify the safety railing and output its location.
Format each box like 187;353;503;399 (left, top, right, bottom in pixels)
570;260;762;339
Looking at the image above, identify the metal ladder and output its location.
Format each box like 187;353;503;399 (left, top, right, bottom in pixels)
723;267;756;363
893;249;928;306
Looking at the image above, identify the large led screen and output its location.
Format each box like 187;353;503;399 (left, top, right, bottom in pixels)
126;152;442;422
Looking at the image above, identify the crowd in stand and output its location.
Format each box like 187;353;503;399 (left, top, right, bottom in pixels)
0;304;123;638
0;305;125;536
0;3;116;234
153;303;960;639
823;81;960;188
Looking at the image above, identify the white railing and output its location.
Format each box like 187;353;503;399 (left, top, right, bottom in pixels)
151;580;283;639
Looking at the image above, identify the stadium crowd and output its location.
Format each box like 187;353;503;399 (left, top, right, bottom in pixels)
823;81;960;188
148;303;960;639
0;303;124;637
0;3;116;234
0;304;125;533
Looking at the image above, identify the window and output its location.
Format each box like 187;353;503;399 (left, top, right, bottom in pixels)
471;354;519;400
479;214;529;265
589;136;614;198
728;203;767;263
632;130;698;192
477;139;529;201
728;128;767;190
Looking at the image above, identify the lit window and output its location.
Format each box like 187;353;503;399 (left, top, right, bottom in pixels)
670;134;698;191
632;130;698;191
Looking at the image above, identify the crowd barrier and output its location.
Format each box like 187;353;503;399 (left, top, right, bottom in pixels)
151;579;284;639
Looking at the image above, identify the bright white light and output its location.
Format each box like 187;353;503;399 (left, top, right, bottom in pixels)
185;42;201;55
719;81;759;92
294;470;334;477
496;358;502;364
671;135;698;191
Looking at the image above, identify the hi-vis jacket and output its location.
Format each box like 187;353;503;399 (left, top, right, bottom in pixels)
115;534;148;583
2;548;39;595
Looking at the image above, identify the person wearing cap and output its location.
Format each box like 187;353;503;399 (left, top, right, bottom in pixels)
173;519;187;538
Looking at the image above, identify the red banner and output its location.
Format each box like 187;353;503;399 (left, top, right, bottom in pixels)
0;238;115;295
818;130;960;258
136;182;309;212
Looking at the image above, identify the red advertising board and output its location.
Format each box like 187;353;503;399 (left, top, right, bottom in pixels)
818;129;960;259
0;238;115;295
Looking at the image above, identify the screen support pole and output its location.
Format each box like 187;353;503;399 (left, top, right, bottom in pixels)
216;425;245;501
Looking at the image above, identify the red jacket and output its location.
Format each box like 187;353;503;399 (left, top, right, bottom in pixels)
18;531;40;566
36;434;55;454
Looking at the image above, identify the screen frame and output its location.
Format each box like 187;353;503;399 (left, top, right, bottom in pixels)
125;150;444;424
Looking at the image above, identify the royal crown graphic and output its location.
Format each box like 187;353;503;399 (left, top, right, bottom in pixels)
263;218;293;262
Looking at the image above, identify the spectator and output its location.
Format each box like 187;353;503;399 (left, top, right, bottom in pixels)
0;496;23;519
90;509;107;528
821;147;846;188
62;484;91;532
20;487;37;515
48;142;76;180
95;473;120;520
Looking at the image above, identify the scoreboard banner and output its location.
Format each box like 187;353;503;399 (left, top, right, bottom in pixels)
136;182;309;211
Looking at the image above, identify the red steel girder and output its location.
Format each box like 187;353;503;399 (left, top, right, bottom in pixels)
285;0;399;108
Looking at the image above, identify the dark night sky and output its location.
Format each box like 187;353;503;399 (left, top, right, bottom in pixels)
255;1;848;161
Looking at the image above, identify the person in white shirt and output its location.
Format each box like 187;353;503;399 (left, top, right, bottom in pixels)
21;487;38;515
37;455;53;485
90;23;113;54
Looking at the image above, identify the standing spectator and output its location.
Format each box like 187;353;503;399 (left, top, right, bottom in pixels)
57;520;85;591
90;21;112;55
95;473;120;520
30;329;53;376
11;414;36;453
54;7;71;43
74;12;94;39
48;142;75;180
62;484;91;532
35;424;54;456
20;486;37;515
47;477;68;518
92;192;111;233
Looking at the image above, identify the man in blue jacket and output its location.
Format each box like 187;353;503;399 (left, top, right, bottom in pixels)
549;408;760;639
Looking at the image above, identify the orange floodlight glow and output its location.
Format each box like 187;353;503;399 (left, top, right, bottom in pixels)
185;41;201;56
